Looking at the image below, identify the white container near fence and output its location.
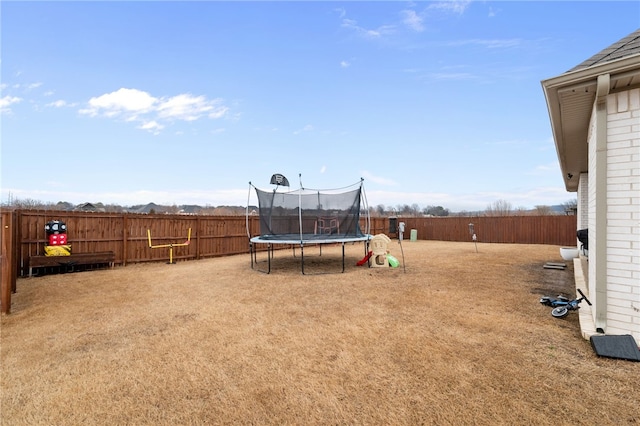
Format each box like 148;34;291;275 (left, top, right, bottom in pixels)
560;247;579;260
410;229;418;241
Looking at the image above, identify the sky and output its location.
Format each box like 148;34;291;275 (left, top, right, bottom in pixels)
1;1;639;212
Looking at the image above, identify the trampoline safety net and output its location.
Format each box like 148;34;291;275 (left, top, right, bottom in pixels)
254;186;365;241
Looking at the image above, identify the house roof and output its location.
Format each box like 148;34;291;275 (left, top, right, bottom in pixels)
131;202;161;214
541;29;640;192
569;29;640;72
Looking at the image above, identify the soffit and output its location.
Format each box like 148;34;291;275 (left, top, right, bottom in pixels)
542;29;640;192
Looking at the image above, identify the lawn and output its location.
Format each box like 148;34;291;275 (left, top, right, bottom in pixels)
1;241;637;425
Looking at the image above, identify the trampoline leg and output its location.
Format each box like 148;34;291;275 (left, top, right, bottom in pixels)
300;244;305;275
366;240;371;267
250;242;272;274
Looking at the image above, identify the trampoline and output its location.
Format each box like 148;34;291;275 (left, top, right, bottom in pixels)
247;175;372;274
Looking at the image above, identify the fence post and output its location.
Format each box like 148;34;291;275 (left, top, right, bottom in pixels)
196;216;201;260
1;211;16;314
122;214;128;267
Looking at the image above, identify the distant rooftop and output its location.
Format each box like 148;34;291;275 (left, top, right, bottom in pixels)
568;28;640;72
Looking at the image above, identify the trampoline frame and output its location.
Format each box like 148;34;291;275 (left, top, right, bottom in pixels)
249;235;371;274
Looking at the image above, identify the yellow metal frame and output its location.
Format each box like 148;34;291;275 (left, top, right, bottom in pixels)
147;228;191;264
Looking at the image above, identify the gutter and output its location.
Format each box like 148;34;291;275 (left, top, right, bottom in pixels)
593;73;609;333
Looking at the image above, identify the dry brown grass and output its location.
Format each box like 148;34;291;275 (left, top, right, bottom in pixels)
1;241;638;425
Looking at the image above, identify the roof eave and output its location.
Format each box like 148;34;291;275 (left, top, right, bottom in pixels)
541;53;640;192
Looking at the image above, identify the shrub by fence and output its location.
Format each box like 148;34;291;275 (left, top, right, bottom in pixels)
1;209;577;313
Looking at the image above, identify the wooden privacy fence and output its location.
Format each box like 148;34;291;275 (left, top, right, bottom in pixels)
394;215;577;245
14;210;258;276
1;210;577;313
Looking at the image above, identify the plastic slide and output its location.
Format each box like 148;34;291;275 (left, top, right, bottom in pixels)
357;251;373;266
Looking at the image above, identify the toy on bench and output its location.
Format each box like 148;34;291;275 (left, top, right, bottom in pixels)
44;220;71;256
28;220;115;276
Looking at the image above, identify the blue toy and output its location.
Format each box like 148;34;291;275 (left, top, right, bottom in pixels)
540;288;592;318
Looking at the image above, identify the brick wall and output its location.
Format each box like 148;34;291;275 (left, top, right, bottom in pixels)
604;89;640;338
577;173;588;231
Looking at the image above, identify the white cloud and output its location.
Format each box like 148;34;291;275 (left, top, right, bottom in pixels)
320;165;327;174
26;82;43;90
83;88;157;117
445;38;523;49
138;120;164;134
400;9;424;32
293;124;314;135
10;82;43;90
361;170;397;186
340;60;351;68
427;1;472;15
157;94;224;121
0;95;22;114
79;88;229;134
341;18;395;39
527;161;560;176
208;104;228;119
0;95;22;107
46;100;68;108
429;72;476;81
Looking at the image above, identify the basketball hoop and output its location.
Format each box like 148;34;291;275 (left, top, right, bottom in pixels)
269;173;289;187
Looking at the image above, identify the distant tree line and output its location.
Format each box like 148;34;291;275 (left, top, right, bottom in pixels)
367;199;577;217
481;199;577;217
369;204;451;217
0;197;249;215
2;196;577;217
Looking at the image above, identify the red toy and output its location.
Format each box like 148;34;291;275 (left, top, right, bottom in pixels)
356;251;373;266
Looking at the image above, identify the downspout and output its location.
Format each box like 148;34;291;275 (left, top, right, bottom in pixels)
594;73;609;333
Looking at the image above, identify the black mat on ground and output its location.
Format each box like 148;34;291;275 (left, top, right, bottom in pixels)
590;334;640;361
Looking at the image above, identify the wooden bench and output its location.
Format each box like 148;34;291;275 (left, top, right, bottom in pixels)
28;251;115;277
